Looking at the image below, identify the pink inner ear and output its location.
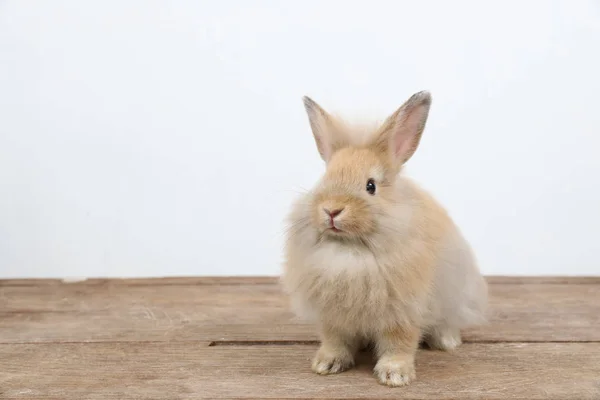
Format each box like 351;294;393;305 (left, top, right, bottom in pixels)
392;122;414;160
391;104;425;160
393;127;411;157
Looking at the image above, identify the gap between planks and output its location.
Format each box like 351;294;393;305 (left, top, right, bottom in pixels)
2;276;600;287
207;339;600;346
3;339;599;347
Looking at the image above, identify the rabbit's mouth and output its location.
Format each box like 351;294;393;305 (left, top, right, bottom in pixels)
327;219;343;233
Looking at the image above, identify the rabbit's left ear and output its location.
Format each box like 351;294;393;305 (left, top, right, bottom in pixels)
372;91;432;167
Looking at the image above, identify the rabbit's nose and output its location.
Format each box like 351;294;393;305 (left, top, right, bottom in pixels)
324;208;344;218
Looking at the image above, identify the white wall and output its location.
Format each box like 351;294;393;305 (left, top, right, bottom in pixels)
1;1;599;278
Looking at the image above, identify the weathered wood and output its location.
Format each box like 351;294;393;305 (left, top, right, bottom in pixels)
0;276;281;287
1;281;599;343
1;342;599;399
2;276;600;287
1;277;599;399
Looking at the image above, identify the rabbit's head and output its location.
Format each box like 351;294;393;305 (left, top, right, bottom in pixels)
302;91;431;240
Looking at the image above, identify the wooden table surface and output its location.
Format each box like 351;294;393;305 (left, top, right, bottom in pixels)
1;277;599;399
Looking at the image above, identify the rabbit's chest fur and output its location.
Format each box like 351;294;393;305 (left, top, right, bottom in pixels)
283;238;432;336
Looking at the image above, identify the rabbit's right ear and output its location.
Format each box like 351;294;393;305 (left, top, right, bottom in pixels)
303;96;344;162
371;91;431;169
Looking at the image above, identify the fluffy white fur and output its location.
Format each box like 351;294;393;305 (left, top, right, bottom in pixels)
282;91;488;387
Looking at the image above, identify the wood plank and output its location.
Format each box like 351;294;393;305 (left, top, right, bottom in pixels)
0;282;285;311
2;276;600;287
1;281;598;343
485;276;600;284
1;342;599;399
0;276;281;287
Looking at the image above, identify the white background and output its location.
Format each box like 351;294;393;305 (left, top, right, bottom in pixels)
1;1;599;278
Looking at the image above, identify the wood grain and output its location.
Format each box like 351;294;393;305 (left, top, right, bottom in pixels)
1;280;599;343
1;277;599;399
2;276;599;286
1;342;599;399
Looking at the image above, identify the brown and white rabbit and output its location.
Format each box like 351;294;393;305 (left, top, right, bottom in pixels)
282;91;488;387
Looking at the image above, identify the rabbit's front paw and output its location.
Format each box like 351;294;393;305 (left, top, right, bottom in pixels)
311;347;354;375
374;356;416;387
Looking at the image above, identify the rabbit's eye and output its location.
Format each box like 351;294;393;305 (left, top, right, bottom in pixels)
366;179;376;195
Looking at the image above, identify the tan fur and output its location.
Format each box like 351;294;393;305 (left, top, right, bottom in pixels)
282;91;488;387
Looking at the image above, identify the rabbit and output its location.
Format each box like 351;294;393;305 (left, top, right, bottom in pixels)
281;91;488;387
